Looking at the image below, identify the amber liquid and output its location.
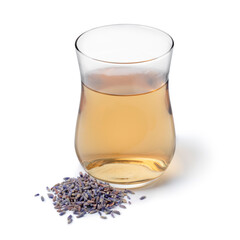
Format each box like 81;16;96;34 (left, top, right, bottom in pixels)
75;69;175;186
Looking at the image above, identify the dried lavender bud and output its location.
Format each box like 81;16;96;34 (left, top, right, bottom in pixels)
47;193;54;199
119;205;126;209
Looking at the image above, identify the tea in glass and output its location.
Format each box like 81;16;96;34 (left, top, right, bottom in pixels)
75;25;175;187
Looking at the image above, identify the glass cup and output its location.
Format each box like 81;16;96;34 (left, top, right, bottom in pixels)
75;24;175;188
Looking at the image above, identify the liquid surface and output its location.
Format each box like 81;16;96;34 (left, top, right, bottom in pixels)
75;70;175;185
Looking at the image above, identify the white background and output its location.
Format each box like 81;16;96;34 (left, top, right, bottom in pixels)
0;0;239;239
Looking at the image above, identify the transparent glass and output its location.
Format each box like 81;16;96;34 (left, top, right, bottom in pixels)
75;24;175;188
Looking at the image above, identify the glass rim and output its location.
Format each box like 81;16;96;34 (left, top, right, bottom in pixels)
75;24;174;64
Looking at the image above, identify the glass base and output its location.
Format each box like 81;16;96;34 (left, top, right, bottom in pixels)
107;176;163;189
85;157;168;188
